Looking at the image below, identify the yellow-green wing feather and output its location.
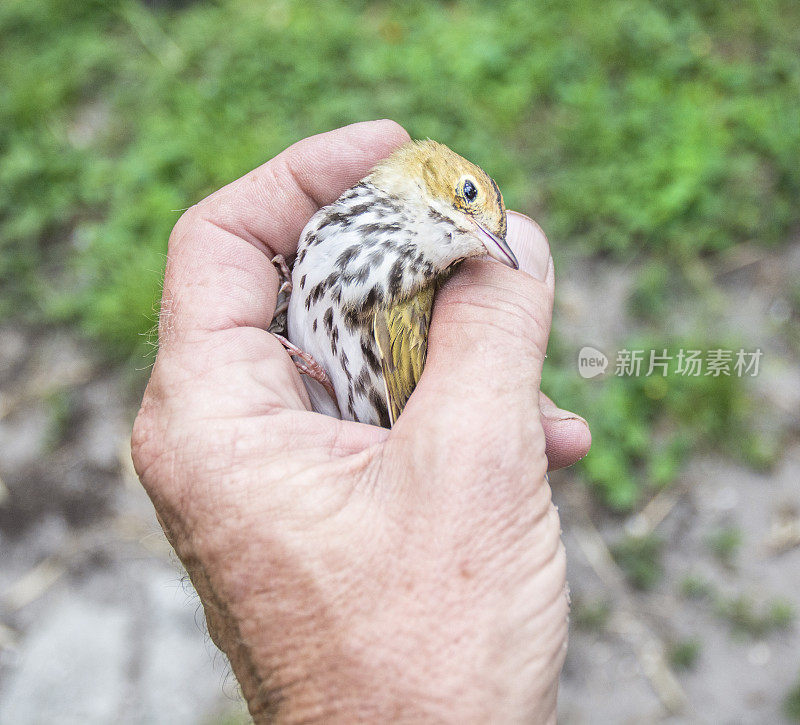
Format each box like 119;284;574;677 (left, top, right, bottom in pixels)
373;285;435;426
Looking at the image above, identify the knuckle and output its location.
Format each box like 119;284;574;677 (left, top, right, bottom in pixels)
130;398;162;482
167;205;200;255
130;369;181;487
130;384;191;519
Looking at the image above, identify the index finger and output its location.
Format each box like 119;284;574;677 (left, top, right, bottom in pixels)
160;120;410;346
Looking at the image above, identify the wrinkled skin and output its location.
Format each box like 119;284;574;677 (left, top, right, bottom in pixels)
131;120;591;724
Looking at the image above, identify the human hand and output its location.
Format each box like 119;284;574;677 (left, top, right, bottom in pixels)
131;120;591;723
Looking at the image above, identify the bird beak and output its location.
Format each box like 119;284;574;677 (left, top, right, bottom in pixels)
474;222;519;269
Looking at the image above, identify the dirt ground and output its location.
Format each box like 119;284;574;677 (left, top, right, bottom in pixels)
1;241;798;724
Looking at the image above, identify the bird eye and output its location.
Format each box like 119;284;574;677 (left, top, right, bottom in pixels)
462;179;478;202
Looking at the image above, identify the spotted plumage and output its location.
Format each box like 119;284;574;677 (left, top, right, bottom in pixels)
286;139;517;427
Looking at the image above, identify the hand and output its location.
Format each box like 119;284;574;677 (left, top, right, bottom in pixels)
132;120;591;723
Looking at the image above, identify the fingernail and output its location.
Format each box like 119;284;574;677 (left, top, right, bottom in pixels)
507;210;551;281
540;396;588;425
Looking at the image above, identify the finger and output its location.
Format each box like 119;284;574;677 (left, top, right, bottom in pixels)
161;120;410;346
518;212;591;469
396;212;554;463
539;392;592;470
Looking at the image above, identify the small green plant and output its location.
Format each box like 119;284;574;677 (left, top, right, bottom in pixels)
767;599;796;630
714;595;795;638
611;533;663;590
706;526;743;568
44;389;77;450
543;334;759;511
571;598;612;632
789;284;800;318
786;675;800;722
668;638;701;671
679;574;715;601
627;262;672;323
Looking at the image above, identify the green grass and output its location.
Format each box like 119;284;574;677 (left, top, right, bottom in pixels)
543;337;758;509
786;675;800;722
44;389;77;451
3;0;799;507
668;637;701;671
680;576;795;640
680;574;715;601
714;594;795;638
571;597;612;632
706;526;743;568
611;533;664;590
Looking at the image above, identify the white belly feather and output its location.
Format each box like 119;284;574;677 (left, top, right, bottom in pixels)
287;181;466;426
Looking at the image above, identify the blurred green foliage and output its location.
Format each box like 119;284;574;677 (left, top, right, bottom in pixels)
679;576;795;639
714;594;795;638
611;533;664;590
667;637;701;671
2;0;798;508
571;597;611;632
787;674;800;722
627;262;675;323
545;338;759;509
680;573;715;601
44;388;78;451
706;525;743;568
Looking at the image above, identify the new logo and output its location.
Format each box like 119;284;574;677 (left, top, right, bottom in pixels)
578;346;608;378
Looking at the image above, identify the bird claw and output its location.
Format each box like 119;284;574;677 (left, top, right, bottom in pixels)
268;255;293;336
273;298;289;317
272;333;338;405
271;254;293;295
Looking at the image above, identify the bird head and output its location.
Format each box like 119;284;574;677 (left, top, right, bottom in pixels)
367;140;519;270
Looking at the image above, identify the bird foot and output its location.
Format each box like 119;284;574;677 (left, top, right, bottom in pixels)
270;258;338;409
272;254;292;295
272;334;338;403
269;255;292;335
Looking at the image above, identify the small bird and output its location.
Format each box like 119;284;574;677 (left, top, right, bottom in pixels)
281;139;518;428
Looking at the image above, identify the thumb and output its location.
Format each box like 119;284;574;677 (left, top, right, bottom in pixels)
395;212;553;456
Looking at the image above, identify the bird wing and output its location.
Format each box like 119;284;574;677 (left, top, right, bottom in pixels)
373;285;435;426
